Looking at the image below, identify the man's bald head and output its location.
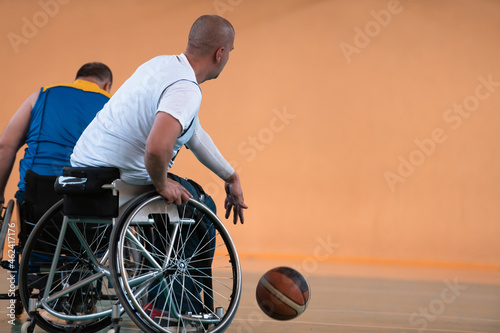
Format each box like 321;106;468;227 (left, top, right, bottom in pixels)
186;15;235;57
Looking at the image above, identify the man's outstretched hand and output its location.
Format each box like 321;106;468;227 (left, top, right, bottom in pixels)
224;172;248;224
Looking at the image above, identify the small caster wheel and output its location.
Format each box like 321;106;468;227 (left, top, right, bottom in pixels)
21;321;34;333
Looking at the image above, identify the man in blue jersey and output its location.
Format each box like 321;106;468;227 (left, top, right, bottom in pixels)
0;62;112;223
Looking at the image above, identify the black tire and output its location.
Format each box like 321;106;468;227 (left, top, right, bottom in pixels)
19;200;115;333
110;193;241;333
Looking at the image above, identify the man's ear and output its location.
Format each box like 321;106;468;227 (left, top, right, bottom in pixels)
103;81;112;93
215;46;225;63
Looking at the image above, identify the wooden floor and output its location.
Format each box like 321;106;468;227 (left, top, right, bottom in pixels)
1;258;499;332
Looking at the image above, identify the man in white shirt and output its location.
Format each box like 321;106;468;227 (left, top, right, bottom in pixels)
71;15;247;223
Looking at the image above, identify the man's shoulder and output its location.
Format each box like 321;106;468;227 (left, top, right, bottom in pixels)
141;54;180;67
142;54;193;74
136;54;197;88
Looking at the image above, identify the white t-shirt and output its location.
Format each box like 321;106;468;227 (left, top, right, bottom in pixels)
71;54;202;184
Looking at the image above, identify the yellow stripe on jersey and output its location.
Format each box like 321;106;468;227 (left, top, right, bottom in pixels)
43;80;111;98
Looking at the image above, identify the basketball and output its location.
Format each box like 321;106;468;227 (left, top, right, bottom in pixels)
256;266;310;320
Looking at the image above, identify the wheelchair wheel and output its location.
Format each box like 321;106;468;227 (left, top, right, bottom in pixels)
110;193;242;333
19;199;115;332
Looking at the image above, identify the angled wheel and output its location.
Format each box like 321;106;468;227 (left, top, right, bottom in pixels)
19;200;115;332
110;193;241;333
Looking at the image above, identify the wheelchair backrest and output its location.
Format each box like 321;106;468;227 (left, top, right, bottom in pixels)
55;167;120;218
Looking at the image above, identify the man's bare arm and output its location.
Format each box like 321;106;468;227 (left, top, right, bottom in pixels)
145;112;192;205
0;90;39;205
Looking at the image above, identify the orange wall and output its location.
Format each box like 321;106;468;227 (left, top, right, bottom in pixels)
1;0;499;267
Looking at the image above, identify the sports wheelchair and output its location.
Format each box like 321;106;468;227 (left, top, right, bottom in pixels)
17;167;242;333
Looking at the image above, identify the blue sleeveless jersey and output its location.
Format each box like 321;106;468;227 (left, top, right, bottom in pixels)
18;80;110;191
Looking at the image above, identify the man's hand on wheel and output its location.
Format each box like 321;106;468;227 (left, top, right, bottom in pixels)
158;178;193;205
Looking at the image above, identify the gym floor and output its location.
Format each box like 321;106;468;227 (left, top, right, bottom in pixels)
0;257;499;332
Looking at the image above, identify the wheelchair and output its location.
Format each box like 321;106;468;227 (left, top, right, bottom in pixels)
18;167;242;333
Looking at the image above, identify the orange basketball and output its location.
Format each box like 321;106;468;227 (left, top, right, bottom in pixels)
256;267;310;320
